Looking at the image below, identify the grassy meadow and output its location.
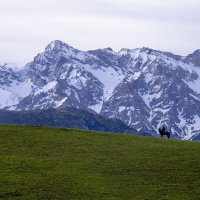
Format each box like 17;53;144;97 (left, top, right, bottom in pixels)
0;124;200;200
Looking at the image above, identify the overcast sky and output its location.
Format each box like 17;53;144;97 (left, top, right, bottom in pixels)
0;0;200;64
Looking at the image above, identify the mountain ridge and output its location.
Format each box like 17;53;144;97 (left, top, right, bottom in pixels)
0;107;138;134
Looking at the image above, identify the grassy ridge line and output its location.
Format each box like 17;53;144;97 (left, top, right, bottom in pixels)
0;124;200;200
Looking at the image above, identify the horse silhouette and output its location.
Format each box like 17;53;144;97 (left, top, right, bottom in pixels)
158;128;170;138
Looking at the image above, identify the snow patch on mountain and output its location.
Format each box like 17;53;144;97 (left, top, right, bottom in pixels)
89;66;124;100
5;79;33;98
34;81;57;95
186;79;200;94
0;88;20;108
88;101;103;113
55;97;68;108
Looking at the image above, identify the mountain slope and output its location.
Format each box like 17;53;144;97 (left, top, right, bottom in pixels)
1;40;200;139
1;124;200;199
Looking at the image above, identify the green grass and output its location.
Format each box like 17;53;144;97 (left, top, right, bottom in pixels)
0;124;200;200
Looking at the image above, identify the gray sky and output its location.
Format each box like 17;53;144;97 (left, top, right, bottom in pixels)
0;0;200;64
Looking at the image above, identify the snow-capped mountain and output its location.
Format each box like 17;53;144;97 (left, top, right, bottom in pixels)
1;40;200;140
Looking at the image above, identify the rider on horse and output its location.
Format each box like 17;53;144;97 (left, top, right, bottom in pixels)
159;125;170;138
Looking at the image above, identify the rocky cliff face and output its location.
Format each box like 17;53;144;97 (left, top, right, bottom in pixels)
1;40;200;139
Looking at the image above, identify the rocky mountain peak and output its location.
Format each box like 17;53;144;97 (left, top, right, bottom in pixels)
185;49;200;66
191;49;200;54
140;47;156;54
103;47;113;51
45;40;73;52
30;40;85;81
33;40;82;65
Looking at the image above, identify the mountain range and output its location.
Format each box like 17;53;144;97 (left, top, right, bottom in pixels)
1;40;200;140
